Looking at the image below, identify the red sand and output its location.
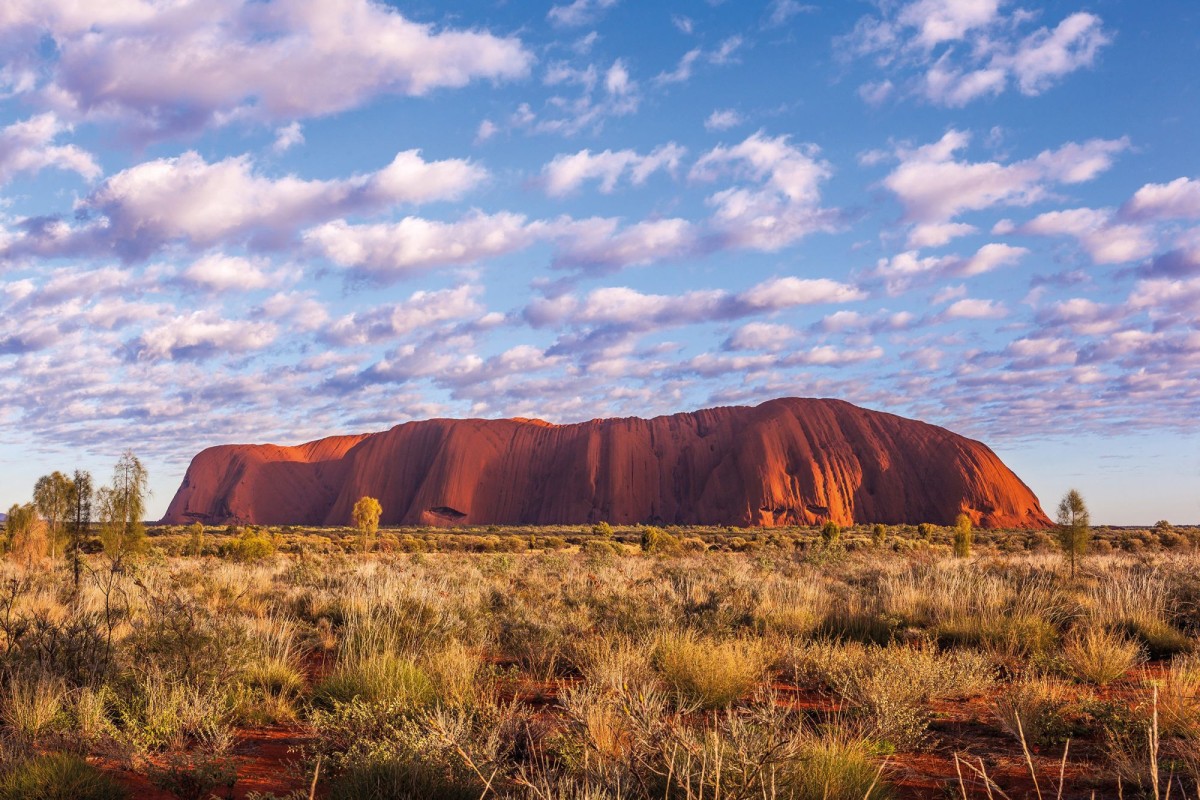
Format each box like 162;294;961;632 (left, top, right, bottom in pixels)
162;397;1050;529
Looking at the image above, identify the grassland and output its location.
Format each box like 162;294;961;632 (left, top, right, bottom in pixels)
0;522;1196;799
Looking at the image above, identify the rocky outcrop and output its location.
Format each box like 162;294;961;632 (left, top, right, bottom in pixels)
161;397;1051;529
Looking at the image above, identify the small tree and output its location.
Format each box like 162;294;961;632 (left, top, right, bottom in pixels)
821;520;841;547
1056;489;1090;578
66;471;93;592
592;521;614;538
917;523;936;543
953;513;972;558
187;522;205;556
871;524;887;546
352;496;382;552
33;471;73;559
5;503;47;564
98;451;149;565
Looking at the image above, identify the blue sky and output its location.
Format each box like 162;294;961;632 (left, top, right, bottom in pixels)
1;0;1198;524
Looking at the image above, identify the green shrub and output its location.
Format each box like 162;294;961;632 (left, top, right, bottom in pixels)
952;514;972;558
871;524;887;546
314;653;435;708
821;521;841;546
0;753;126;800
591;521;614;537
640;526;680;554
1120;617;1193;659
220;529;275;562
581;539;622;559
917;523;936;542
327;758;479;800
787;735;891;800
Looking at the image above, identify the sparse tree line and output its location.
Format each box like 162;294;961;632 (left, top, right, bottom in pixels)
4;451;148;587
3;476;1099;576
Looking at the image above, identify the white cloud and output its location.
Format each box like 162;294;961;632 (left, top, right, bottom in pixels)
304;212;535;280
1001;13;1110;96
874;242;1027;294
1123;177;1200;221
258;291;329;332
657;49;702;85
137;311;277;360
943;297;1007;319
474;119;499;144
766;1;817;28
11;0;533;138
575;286;726;327
271;122;304;154
0;112;100;185
655;37;743;85
1129;276;1200;315
14;149;487;260
884;129;1129;224
514;58;638;137
1019;208;1155;264
181;253;278;292
921;60;1006;106
704;109;743;131
324;285;483;345
735;277;865;310
542;143;685;196
873;250;959;295
858;80;895;106
551;217;696;272
531;274;864;333
605;60;634;96
842;2;1111;107
547;0;618;28
692;131;836;251
961;242;1028;275
907;221;977;248
932;284;967;304
892;0;1003;49
724;321;798;351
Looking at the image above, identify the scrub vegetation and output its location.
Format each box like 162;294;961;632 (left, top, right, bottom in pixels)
0;508;1196;798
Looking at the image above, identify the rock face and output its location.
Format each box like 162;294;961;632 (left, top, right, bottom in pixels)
161;398;1051;529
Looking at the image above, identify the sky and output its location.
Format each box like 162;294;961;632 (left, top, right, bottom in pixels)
0;0;1198;525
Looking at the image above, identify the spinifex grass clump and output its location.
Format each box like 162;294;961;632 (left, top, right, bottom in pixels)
652;631;766;709
1060;627;1145;686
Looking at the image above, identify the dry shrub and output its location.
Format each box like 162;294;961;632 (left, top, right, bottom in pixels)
421;641;486;708
575;635;654;695
1154;654;1200;739
991;676;1079;747
1060;627;1144;686
652;631;765;709
2;673;65;743
755;582;828;637
784;639;994;750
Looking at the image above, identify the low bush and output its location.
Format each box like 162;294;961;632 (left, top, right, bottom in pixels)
313;652;434;708
652;632;764;709
1060;627;1144;686
0;753;126;800
992;676;1081;747
220;529;276;562
788;735;891;800
639;527;680;555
